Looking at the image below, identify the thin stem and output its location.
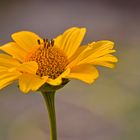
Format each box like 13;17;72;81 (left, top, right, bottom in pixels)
41;91;57;140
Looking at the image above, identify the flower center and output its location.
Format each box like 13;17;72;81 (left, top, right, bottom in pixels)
25;39;69;79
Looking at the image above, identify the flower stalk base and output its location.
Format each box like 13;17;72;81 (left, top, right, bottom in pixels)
42;91;57;140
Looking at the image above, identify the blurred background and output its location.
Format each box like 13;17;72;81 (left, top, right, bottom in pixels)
0;0;140;140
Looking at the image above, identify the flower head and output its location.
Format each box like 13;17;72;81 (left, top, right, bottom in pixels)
0;27;118;93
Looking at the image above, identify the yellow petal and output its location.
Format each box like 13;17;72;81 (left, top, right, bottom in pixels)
0;53;20;68
67;45;91;68
91;40;114;50
0;42;27;62
17;61;38;74
0;53;13;59
0;71;21;89
0;66;8;72
19;73;48;93
93;61;115;68
91;54;118;68
66;64;99;84
81;41;115;62
68;45;87;62
54;35;62;47
92;54;118;63
54;27;86;58
47;68;70;86
68;41;117;68
11;31;43;52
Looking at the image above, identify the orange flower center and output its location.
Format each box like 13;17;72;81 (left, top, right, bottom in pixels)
25;39;68;79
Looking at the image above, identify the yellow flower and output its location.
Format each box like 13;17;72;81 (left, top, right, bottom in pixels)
0;27;118;93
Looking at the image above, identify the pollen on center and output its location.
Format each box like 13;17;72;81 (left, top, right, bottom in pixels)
25;39;69;79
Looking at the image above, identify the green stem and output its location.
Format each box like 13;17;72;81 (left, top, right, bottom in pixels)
41;91;57;140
